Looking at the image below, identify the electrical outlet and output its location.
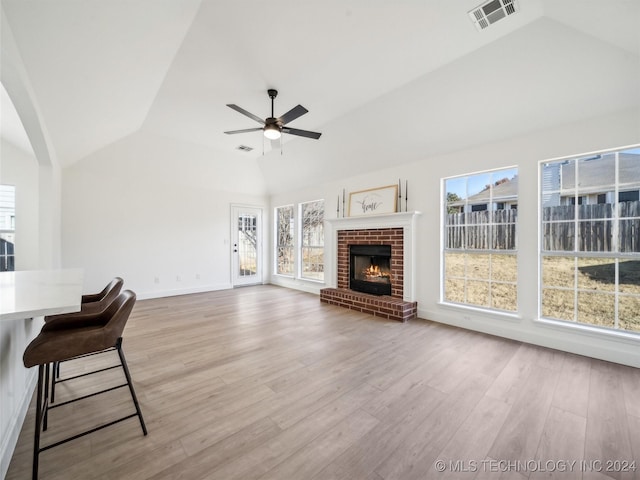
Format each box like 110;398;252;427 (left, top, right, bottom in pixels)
463;315;471;321
195;273;201;280
176;275;181;282
154;277;160;284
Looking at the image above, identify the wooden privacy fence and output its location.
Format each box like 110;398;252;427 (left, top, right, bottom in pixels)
541;202;640;252
446;209;517;250
446;202;640;252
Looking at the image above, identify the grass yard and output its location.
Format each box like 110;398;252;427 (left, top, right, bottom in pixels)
445;253;640;333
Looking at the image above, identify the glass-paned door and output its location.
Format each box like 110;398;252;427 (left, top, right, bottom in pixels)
231;206;262;286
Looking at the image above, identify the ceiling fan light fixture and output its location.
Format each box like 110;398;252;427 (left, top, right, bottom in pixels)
264;124;281;140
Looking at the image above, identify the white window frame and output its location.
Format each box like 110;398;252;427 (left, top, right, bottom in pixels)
274;204;295;277
538;144;640;335
0;184;16;272
298;199;325;282
442;166;519;313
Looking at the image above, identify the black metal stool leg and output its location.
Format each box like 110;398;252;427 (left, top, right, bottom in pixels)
51;361;57;404
43;364;50;431
116;338;147;435
32;365;44;480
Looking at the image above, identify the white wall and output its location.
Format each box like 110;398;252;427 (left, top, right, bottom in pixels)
0;140;39;270
270;108;640;367
62;131;269;298
0;140;46;479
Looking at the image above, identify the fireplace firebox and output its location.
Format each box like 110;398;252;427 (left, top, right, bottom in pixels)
349;244;392;295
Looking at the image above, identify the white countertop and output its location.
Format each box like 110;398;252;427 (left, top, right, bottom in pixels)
0;269;84;321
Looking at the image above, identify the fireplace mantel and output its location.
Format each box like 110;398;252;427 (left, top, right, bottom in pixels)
324;211;421;302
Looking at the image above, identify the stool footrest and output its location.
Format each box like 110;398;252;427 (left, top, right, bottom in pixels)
49;383;128;409
54;364;120;384
39;413;139;453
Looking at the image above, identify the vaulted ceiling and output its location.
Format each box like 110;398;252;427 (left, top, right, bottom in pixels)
2;0;639;192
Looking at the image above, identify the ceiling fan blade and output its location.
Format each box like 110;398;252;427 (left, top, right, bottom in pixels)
224;127;263;134
282;127;322;140
278;105;308;125
226;104;265;125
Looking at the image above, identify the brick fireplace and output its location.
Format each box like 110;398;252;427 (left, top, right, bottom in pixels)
337;228;403;296
320;212;420;322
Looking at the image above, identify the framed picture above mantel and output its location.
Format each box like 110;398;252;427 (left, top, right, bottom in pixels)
348;185;398;217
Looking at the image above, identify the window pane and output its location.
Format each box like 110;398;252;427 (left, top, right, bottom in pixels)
445;278;465;303
491;209;516;250
542;221;575;251
542;256;575;288
276;205;294;275
491;254;517;283
558;159;577;191
443;167;518;313
467;172;492;199
577;258;615;292
540;146;640;334
542;288;574;321
464;220;489;250
466;253;490;280
444;252;465;278
618;149;640;189
301;200;324;281
492;283;517;312
619;259;640;294
619;295;640;332
237;214;257;277
618;198;640;218
277;247;294;275
577;220;612;252
0;233;15;272
577;292;615;328
0;185;15;272
301;247;324;280
619;220;640;252
445;225;464;249
466;280;490;307
577;154;615;194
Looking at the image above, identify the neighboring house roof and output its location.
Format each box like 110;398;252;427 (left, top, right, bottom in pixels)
560;152;640;193
448;176;518;207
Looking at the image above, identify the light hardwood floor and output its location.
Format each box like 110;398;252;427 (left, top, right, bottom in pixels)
6;285;640;480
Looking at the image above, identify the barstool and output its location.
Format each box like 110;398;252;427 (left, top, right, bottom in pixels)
46;277;123;394
23;290;147;480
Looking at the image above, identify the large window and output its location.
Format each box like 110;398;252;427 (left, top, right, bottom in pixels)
443;167;518;312
540;146;640;333
275;205;295;275
300;200;324;281
0;185;16;272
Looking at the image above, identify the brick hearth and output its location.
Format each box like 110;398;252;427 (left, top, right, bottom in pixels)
320;227;417;322
320;288;417;322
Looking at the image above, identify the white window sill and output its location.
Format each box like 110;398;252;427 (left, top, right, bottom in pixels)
534;317;640;345
437;301;522;322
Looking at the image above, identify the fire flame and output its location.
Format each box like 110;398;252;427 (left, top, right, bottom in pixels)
364;265;387;277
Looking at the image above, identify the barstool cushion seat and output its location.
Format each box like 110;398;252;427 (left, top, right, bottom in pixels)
44;277;123;322
24;290;136;368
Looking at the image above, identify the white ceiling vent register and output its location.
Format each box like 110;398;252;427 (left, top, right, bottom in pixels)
468;0;518;30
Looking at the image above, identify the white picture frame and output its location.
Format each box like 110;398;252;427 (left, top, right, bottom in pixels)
348;185;398;217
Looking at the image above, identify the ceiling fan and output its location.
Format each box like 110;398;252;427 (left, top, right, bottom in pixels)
224;89;322;141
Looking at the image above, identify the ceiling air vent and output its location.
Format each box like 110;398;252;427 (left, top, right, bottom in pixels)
236;145;254;152
468;0;518;31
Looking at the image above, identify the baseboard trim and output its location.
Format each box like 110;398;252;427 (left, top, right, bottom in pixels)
418;306;640;368
1;368;36;480
137;283;233;300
